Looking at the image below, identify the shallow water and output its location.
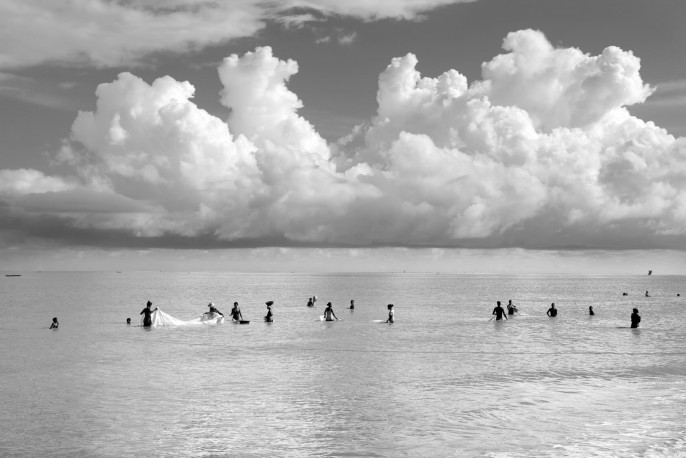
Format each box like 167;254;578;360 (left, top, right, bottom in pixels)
1;272;685;457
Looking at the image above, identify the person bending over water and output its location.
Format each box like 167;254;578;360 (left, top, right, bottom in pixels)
645;290;650;297
206;302;224;318
386;304;395;323
547;303;558;317
589;306;595;316
631;308;641;328
140;301;158;327
350;299;355;310
230;302;243;321
49;317;59;329
492;301;507;321
264;301;274;322
324;302;338;321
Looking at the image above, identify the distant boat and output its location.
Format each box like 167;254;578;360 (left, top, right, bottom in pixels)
648;270;653;275
5;274;21;277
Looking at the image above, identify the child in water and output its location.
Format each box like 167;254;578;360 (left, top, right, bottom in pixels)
49;317;58;329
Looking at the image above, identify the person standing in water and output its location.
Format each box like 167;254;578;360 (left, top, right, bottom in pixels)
506;300;517;315
140;301;158;327
264;301;274;322
323;302;338;321
307;297;314;307
492;301;508;321
230;302;243;321
547;303;558;317
49;317;59;329
589;306;595;316
645;290;650;297
631;308;641;328
349;299;355;310
386;304;395;323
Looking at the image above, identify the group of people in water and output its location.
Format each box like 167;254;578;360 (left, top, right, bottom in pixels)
129;297;395;327
51;290;660;329
491;300;641;328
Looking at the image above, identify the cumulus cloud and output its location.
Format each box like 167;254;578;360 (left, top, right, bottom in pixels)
0;0;475;69
1;29;685;249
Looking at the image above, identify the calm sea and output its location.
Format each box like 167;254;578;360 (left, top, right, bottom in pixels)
1;272;685;457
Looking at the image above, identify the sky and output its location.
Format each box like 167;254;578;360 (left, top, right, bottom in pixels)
1;0;685;273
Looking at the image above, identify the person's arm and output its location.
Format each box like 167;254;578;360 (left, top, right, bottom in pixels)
333;311;338;320
140;309;145;315
239;311;243;320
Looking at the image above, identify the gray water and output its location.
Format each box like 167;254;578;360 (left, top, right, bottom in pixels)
1;272;685;457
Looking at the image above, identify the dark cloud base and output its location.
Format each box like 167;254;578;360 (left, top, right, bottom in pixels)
2;206;684;251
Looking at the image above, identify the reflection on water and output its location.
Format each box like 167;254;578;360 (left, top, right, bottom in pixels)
1;272;685;456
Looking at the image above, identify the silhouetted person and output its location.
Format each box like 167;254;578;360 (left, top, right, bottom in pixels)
323;302;338;321
645;290;650;297
507;300;517;315
386;304;395;323
492;301;507;321
126;318;131;325
264;301;274;322
350;299;355;310
206;302;224;317
547;303;558;317
230;302;243;321
49;317;58;329
140;301;158;327
589;306;594;316
631;308;641;328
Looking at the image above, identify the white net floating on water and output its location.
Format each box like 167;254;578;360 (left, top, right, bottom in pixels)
142;308;224;326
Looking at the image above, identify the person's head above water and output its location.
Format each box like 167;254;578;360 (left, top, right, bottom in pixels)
52;317;58;323
146;300;152;307
497;301;501;306
126;317;131;324
326;302;332;307
234;302;238;306
208;302;214;308
633;308;639;313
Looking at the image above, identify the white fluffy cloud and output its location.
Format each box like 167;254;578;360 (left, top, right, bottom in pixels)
0;0;475;69
2;29;685;249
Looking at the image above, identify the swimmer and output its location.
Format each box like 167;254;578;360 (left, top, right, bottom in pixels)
49;317;58;329
307;297;313;307
140;301;158;327
645;290;650;297
386;304;395;323
492;301;507;321
230;302;243;321
126;318;131;325
323;302;338;321
631;308;641;328
264;301;274;322
589;306;594;316
547;303;558;317
350;299;355;310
